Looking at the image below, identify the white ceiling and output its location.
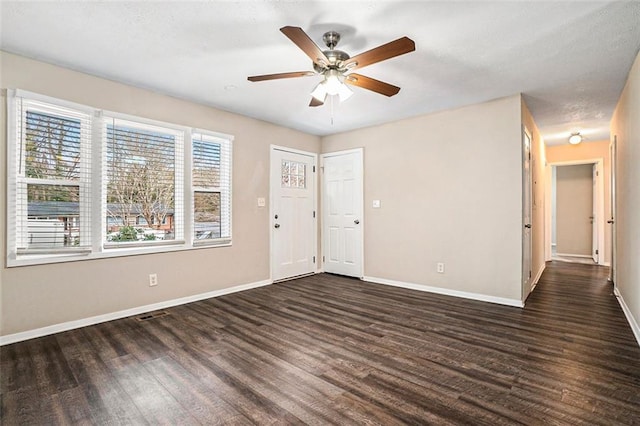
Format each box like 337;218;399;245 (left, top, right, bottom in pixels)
2;1;639;145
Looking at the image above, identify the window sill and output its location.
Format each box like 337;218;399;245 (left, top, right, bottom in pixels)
7;240;232;268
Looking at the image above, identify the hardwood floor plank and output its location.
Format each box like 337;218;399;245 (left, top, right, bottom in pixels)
144;355;252;425
2;261;639;424
107;354;199;425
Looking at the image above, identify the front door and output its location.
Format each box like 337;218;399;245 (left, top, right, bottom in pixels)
322;149;363;278
271;147;316;281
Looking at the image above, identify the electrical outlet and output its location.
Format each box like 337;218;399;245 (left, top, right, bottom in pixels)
149;273;158;287
436;262;445;274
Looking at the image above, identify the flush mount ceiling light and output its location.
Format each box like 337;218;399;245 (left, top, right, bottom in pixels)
569;132;583;145
248;26;415;107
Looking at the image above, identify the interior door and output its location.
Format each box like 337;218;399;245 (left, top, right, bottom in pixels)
322;149;363;278
609;136;617;283
522;128;533;298
271;147;316;281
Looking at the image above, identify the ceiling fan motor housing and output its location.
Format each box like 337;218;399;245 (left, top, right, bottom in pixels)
314;49;350;72
312;31;351;73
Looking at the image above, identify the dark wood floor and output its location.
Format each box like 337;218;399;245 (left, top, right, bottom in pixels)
2;261;639;425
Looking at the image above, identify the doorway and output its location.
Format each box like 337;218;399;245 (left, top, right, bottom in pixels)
321;149;364;278
547;159;605;265
270;146;317;281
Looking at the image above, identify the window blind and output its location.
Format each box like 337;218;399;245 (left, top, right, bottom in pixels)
192;132;232;243
7;90;232;266
103;116;184;246
15;98;92;252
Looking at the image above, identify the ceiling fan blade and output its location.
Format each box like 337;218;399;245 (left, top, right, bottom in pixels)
309;97;324;107
280;26;330;66
345;73;401;97
248;71;315;82
343;37;415;70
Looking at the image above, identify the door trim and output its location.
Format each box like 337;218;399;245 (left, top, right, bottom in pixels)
321;148;364;279
522;126;533;301
269;145;318;282
545;158;606;265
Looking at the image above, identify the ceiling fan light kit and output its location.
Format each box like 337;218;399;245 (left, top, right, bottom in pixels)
248;26;415;107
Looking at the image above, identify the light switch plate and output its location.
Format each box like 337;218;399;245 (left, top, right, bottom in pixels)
257;197;266;207
372;200;381;208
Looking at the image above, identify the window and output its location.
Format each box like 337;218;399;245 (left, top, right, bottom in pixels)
12;99;92;254
281;160;306;188
192;132;231;243
7;90;233;266
104;116;184;246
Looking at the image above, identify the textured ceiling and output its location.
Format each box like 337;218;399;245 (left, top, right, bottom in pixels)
1;1;639;145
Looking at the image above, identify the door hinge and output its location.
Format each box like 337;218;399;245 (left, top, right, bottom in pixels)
313;256;315;263
313;166;316;172
313;210;316;218
596;249;599;255
529;270;532;278
323;256;325;262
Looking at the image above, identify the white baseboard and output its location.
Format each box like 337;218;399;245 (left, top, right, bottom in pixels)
613;288;640;347
363;276;523;308
524;263;546;302
556;253;592;258
534;263;546;285
0;279;272;346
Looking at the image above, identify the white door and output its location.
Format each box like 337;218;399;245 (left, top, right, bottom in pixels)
609;136;617;283
522;128;533;298
322;149;363;278
271;147;316;281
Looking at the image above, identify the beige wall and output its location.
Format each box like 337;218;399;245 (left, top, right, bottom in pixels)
0;53;544;338
322;95;524;302
0;52;321;336
546;141;611;264
521;100;546;299
555;165;594;255
611;50;640;341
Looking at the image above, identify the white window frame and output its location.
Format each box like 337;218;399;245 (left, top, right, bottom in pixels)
6;89;234;267
101;112;186;249
191;130;233;247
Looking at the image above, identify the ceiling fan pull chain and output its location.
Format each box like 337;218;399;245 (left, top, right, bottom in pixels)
330;95;335;125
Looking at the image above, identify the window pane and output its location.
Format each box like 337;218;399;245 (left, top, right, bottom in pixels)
281;160;306;189
25;111;82;180
194;192;221;240
106;122;175;243
193;140;220;187
27;184;80;248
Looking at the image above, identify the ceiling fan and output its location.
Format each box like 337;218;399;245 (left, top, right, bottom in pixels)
248;26;416;107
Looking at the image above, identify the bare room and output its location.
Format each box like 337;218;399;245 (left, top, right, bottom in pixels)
1;1;639;424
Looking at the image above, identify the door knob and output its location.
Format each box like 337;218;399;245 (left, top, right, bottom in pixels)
274;223;280;228
354;219;360;224
607;220;615;224
524;224;532;228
